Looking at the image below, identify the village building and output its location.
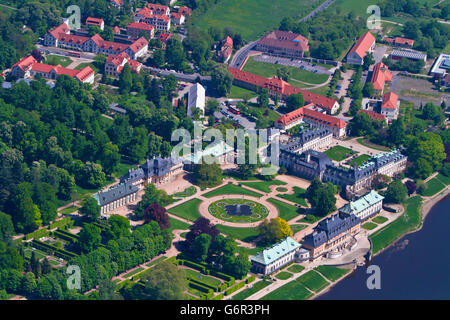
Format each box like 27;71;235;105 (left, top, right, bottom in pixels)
346;32;376;65
370;62;393;95
302;213;361;260
255;30;309;59
159;33;172;49
170;12;185;25
390;49;427;63
104;52;142;77
127;22;155;40
430;53;450;79
228;67;339;114
11;55;95;84
380;92;399;120
218;36;233;63
383;36;414;48
187;83;205;119
251;237;301;275
94;181;139;216
339;190;384;221
134;6;171;32
86;17;104;31
281;128;333;154
183;141;235;171
358;110;388;124
275;104;348;137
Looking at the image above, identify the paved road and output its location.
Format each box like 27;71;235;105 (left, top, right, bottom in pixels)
142;65;211;83
300;0;335;22
229;41;258;69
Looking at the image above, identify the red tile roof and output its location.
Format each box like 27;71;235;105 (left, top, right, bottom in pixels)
143;13;170;22
358;110;387;121
381;92;398;109
145;3;169;13
58;34;90;45
106;51;129;66
178;6;192;16
223;36;233;48
171;12;184;19
275;104;348;129
394;37;414;46
127;22;154;31
74;66;95;82
48;23;70;39
159;33;172;42
113;26;120;34
348;32;375;59
258;30;309;52
110;0;123;7
128;37;148;53
86;17;104;26
370;62;393;91
12;55;37;71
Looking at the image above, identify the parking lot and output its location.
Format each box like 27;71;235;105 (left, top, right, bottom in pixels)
253;55;333;75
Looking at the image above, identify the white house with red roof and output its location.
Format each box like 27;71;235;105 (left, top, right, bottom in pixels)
127;22;155;40
170;12;185;25
11;55;95;84
255;30;309;59
346;32;376;65
370;62;393;95
86;17;104;30
124;37;149;59
380;92;399;120
44;21;70;47
105;52;142;77
159;33;172;49
219;36;233;63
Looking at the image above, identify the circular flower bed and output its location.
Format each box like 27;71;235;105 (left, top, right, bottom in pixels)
208;199;269;223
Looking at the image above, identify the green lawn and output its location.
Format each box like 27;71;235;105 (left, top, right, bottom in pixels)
216;225;260;243
243;56;329;85
436;173;450;186
362;222;378;230
45;55;73;67
59;205;78;215
167;199;202;222
193;0;323;41
370;196;422;254
240;180;287;193
173;186;197;198
232;280;272;300
112;161;136;179
324;145;357;161
145;256;167;268
287;264;305;273
122;267;145;278
184;268;222;287
267;198;304;221
356;138;391;152
203;184;263;198
422;178;446;197
348;154;371;167
372;216;388;224
208;198;269;223
228;85;258;100
297;214;320;224
260;279;313;300
24;248;48;260
168;217;191;233
296;270;329;293
314;265;350;282
307;85;330;97
276;187;288;192
75;62;99;73
290;224;308;234
275;271;293;280
277;186;308;207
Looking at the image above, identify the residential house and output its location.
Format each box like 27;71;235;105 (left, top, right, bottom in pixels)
127;22;155;40
380;92;399;120
370;62;393;95
346;32;376;65
86;17;104;31
105;52;142;77
255;30;309;59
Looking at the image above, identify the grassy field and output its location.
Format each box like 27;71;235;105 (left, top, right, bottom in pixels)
422;178;446;197
203;184;263;198
306;85;330;97
59;205;78;215
216;225;260;242
296;270;329;293
243;57;329;85
436;174;450;186
112;161;136;179
287;264;305;273
184;268;222;286
325;145;357;161
260;278;313;300
173;186;197;198
370;196;422;254
145;256;167;268
240;180;287;193
372;216;388;224
193;0;322;41
290;224;308;234
228;85;258;100
168;217;191;233
356;138;391;152
267;198;303;221
45;55;73;67
167;199;202;222
275;271;293;280
362;222;378;230
232;280;272;300
314;265;350;282
122;267;145;278
348;154;371;167
277;186;308;207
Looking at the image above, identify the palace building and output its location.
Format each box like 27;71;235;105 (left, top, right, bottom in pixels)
255;30;309;59
281;128;333;154
251;237;301;275
338;190;384;221
94;181;139;216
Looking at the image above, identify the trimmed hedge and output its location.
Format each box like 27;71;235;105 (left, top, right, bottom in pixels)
225;281;245;295
188;278;219;292
53;230;78;243
32;239;78;260
49;217;73;230
210;270;235;287
246;275;256;284
189;281;214;294
212;293;224;300
25;228;50;240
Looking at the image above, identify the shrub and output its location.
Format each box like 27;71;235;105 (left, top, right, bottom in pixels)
225;281;245;295
25;228;49;240
246;275;256;284
212;293;224;300
189;281;214;294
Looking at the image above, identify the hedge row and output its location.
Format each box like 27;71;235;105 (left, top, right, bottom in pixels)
225;281;245;296
53;230;78;243
188;278;221;293
25;228;50;240
188;281;213;295
32;239;78;260
245;275;256;284
199;291;214;300
49;217;73;230
210;270;235;287
179;259;208;274
91;221;109;231
212;293;224;300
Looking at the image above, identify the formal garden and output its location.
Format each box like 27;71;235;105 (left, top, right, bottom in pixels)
208;199;269;223
324;146;358;162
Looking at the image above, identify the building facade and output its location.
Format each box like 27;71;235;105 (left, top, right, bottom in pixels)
338;190;384;221
255;30;309;59
346;32;376;65
94;181;139;215
251;237;301;275
187;83;205;119
281;128;333;154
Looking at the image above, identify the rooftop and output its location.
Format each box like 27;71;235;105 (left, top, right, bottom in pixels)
251;237;301;266
348;32;375;59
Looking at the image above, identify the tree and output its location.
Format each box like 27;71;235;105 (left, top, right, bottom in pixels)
258;219;283;246
103;215;131;241
405;180;416;196
32;182;58;225
363;52;375;70
285;92;304;112
10;182;39;233
100;142;120;176
144;203;171;230
387;117;407;146
230;253;251;279
306;178;337;216
193;161;223;189
141;261;188;300
362;82;375;97
258;88;269;108
165;38;185;70
0;211;14;241
152;49;165;68
422;103;445;125
184;217;219;254
78;224;102;253
79;197;101;221
274;217;292;238
135;184;172;219
210;64;233;96
384;180;407;204
21;272;36;293
98;277;123;300
192;233;212;262
406;132;445;176
349;112;376;137
118;63;132;94
276;66;290;81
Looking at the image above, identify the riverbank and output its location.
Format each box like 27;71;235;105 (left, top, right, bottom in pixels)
311;186;450;300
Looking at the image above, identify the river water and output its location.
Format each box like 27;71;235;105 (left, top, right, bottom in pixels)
318;195;450;300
